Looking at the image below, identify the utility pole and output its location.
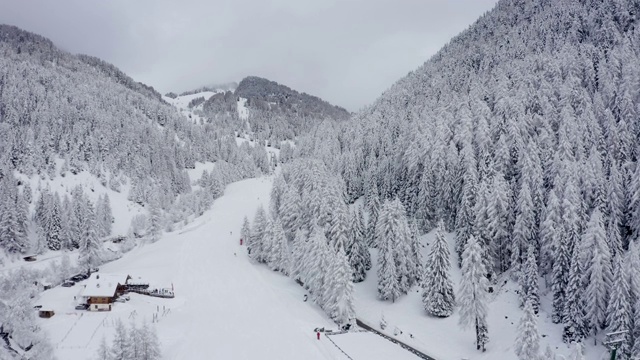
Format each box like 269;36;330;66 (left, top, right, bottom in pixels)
604;330;628;360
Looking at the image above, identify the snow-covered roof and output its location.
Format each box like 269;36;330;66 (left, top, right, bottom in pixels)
81;273;129;298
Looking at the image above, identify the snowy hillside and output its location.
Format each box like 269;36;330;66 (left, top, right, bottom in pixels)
33;175;426;360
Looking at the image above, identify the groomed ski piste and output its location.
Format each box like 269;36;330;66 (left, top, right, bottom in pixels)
33;174;425;360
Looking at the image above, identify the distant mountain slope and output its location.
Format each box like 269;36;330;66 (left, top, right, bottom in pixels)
235;76;350;121
193;76;350;146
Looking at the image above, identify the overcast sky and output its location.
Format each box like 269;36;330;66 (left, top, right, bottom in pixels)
0;0;498;111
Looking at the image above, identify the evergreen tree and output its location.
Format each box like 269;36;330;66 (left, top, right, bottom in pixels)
290;229;308;283
0;180;27;254
366;186;380;248
377;225;399;302
520;245;539;314
584;209;612;336
408;218;423;284
110;319;131;360
539;188;561;275
512;182;535;275
328;202;350;253
78;201;102;270
138;321;162;360
458;235;489;352
348;209;369;282
606;256;632;359
249;205;267;261
241;216;251;245
563;245;586;343
326;247;356;325
46;193;62;251
280;187;301;241
148;197;163;243
514;300;541;360
422;220;455;317
487;172;511;274
455;144;478;265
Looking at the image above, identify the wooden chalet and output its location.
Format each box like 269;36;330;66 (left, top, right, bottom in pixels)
81;273;131;311
39;309;55;318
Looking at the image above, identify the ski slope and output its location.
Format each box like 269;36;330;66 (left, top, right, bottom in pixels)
35;175;423;360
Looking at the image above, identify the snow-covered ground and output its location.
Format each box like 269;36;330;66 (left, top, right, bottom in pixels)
353;231;609;360
163;91;221;124
33;176;422;359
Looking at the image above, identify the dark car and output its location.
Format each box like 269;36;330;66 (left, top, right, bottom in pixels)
61;280;75;287
75;303;89;310
70;275;83;282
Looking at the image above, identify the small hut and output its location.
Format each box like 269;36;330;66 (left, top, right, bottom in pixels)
39;309;55;318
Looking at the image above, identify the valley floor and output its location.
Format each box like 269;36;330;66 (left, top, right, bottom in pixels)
34;175;422;360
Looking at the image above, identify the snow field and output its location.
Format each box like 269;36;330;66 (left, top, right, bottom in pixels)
34;173;431;359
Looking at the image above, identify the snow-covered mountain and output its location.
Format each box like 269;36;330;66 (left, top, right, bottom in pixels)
266;0;640;359
185;76;351;146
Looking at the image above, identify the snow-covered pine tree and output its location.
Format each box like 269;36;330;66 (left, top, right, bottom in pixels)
408;218;423;284
328;202;350;253
0;179;27;254
148;197;163;243
78;200;102;270
356;207;371;270
138;321;161;360
110;319;132;360
512;182;535;276
473;178;493;280
95;336;111;360
261;217;275;265
366;185;380;248
605;157;624;258
326;246;356;326
422;219;455;317
46;192;62;251
539;188;561;276
563;244;586;343
606;256;632;359
458;234;489;352
377;225;399;302
514;300;541;360
521;245;539;314
454;144;478;266
307;228;330;304
348;208;369;282
584;209;612;337
96;193;114;238
270;217;290;275
280;186;301;241
627;240;640;354
249;205;267;261
290;229;308;283
270;173;287;218
487;172;511;274
241;216;251;245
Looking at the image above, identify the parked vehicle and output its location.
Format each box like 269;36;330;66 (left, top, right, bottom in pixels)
75;303;89;310
61;280;75;287
33;305;42;309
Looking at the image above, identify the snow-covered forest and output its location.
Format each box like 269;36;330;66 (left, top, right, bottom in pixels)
2;0;640;358
248;0;640;358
